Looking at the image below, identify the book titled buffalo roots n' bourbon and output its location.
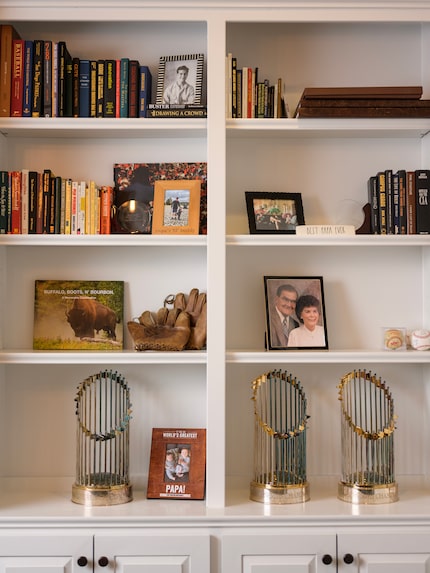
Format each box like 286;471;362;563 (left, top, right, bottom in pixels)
147;428;206;500
33;280;124;350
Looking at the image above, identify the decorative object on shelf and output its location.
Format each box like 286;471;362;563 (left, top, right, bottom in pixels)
250;369;309;504
147;428;206;499
296;224;356;236
152;179;201;235
245;191;305;234
128;288;207;351
410;329;430;350
112;165;154;234
264;276;328;350
113;162;207;235
383;327;406;350
72;370;133;506
156;53;204;106
338;370;398;504
33;280;124;350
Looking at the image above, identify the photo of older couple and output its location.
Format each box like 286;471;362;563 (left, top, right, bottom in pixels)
265;276;328;350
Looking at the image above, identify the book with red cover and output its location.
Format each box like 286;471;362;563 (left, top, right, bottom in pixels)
10;170;22;234
0;24;21;117
11;38;24;117
128;59;139;118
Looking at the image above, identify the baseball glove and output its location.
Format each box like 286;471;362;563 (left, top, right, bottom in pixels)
172;288;207;350
128;306;191;351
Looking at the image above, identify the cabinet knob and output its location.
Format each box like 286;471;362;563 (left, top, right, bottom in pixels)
343;553;354;564
322;554;333;565
98;556;109;567
77;556;88;567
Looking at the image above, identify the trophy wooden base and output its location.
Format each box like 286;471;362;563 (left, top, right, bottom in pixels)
338;481;398;504
250;480;310;504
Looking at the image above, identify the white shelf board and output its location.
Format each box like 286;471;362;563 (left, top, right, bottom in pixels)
227;234;430;247
227;350;430;364
0;350;207;365
1;476;430;526
0;234;207;247
0;117;206;139
227;118;430;138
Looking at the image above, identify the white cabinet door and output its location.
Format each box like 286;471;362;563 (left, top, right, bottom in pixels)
95;533;210;573
338;531;430;572
222;531;336;573
0;532;92;572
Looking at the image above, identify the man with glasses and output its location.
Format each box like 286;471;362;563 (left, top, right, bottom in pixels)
269;284;299;348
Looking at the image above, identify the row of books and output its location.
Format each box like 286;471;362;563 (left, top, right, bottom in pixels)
294;86;430;118
226;53;287;119
0;170;113;235
367;168;430;235
0;24;153;118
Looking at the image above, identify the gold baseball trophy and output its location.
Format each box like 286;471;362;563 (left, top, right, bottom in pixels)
250;370;310;504
338;370;398;504
72;370;133;506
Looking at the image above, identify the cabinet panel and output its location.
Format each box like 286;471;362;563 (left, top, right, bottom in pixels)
95;533;210;573
222;532;336;573
338;531;430;572
0;533;92;572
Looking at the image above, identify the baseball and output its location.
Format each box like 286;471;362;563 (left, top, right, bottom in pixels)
411;329;430;351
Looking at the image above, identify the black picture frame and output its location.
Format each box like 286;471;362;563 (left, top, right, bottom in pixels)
264;276;328;350
156;53;204;105
245;191;305;234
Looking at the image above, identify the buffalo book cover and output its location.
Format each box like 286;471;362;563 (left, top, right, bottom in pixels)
147;428;206;499
33;280;124;350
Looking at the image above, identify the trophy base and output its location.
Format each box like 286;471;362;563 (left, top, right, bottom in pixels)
72;477;133;506
338;481;398;504
250;481;310;504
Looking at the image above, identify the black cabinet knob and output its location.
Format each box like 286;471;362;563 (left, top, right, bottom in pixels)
344;553;354;564
98;556;109;567
322;554;333;565
77;556;88;567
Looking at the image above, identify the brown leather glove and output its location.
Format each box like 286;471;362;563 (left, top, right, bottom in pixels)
128;307;191;351
172;288;207;350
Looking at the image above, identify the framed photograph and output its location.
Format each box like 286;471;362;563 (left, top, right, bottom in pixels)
245;191;305;234
147;428;206;500
156;53;204;105
33;280;124;350
264;276;328;350
152;179;201;235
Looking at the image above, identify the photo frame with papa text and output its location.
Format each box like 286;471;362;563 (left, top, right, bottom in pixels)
245;191;305;234
152;179;201;235
147;428;206;500
264;276;328;350
156;54;204;105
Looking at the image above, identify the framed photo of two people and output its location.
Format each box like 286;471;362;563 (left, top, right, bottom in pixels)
264;276;328;350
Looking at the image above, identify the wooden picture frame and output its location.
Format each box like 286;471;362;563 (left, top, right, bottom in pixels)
264;276;328;350
245;191;305;234
152;179;201;235
147;428;206;500
156;53;204;105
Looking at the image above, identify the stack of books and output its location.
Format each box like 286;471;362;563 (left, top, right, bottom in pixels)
294;86;430;118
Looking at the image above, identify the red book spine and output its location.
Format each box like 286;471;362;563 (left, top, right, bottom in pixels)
11;39;24;117
10;170;22;234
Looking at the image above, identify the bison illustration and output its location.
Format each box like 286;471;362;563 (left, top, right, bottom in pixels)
66;298;118;340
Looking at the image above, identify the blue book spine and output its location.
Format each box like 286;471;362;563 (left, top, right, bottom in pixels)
120;57;129;118
138;65;152;117
22;40;33;117
79;59;90;117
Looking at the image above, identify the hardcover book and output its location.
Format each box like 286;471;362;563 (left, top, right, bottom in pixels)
33;279;124;350
147;428;206;500
415;169;430;234
0;24;21;116
11;38;24;117
31;40;44;117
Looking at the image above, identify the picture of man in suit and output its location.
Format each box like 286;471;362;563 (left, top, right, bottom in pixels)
268;283;299;348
